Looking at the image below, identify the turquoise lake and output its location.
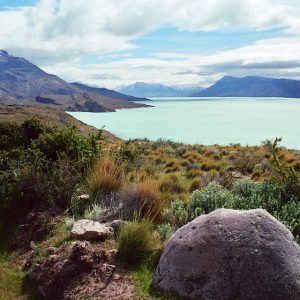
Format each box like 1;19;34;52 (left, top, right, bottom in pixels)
69;97;300;148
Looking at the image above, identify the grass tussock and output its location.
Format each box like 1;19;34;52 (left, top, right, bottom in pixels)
117;220;162;265
86;157;124;200
159;174;185;194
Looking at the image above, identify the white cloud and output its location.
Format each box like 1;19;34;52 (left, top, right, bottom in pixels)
1;0;300;87
42;36;300;89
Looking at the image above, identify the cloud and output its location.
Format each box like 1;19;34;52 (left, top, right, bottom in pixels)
1;0;299;63
1;0;300;87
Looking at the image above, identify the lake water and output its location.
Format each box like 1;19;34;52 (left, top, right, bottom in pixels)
69;97;300;148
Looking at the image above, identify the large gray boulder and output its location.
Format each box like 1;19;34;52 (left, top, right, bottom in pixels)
152;209;300;300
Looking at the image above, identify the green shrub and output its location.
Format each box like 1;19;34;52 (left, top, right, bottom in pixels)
274;200;300;242
188;182;237;219
64;217;76;230
0;120;102;220
117;220;162;265
162;200;189;228
156;224;175;241
83;203;108;221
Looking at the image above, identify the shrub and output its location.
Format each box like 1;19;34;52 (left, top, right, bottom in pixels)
83;203;108;222
162;200;189;228
86;157;124;204
0;120;101;220
188;182;237;219
113;141;145;171
117;220;162;265
64;217;76;230
270;138;300;195
156;224;175;241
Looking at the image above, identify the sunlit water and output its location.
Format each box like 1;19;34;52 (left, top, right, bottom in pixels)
68;97;300;148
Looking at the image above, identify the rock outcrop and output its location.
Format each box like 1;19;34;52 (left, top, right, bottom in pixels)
152;209;300;300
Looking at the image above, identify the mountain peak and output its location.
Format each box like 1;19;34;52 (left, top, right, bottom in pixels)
0;50;9;57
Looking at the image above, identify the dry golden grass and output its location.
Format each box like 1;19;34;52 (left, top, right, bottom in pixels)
186;169;203;179
189;178;203;192
86;157;124;199
159;174;185;194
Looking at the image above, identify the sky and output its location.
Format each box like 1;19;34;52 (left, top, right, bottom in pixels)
1;0;300;89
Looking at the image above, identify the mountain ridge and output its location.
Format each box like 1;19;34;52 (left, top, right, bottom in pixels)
192;76;300;98
0;50;148;112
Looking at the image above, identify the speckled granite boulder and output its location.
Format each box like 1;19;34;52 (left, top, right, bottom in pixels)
152;209;300;300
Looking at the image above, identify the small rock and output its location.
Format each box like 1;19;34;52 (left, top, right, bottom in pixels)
77;194;90;201
71;219;113;240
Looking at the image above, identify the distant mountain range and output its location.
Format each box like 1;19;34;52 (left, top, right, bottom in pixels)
118;82;204;97
1;49;300;112
118;76;300;98
192;76;300;98
0;50;148;112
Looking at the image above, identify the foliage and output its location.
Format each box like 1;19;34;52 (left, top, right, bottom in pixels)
156;223;175;241
117;220;162;265
0;119;102;220
64;217;76;231
159;174;185;194
162;200;189;228
83;203;108;222
271;137;300;194
85;157;124;205
188;182;237;218
162;179;300;242
113;140;145;171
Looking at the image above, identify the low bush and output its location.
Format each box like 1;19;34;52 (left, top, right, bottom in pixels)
117;220;162;265
162;199;189;228
156;223;175;241
83;203;108;222
0;119;101;220
64;217;76;230
188;182;237;218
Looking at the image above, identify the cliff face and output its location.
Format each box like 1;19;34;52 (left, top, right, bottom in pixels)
0;50;149;112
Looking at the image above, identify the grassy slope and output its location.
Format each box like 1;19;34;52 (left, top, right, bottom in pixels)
0;104;117;141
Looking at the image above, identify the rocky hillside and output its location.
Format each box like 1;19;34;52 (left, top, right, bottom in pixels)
71;82;148;102
192;76;300;97
0;50;148;112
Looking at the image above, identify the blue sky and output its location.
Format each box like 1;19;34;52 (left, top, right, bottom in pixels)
0;0;299;88
0;0;36;8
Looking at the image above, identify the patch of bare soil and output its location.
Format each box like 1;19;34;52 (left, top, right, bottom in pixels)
25;241;135;300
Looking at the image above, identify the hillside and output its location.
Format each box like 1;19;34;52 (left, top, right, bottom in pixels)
0;50;148;112
118;82;204;97
71;82;149;102
0;104;117;139
193;76;300;97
